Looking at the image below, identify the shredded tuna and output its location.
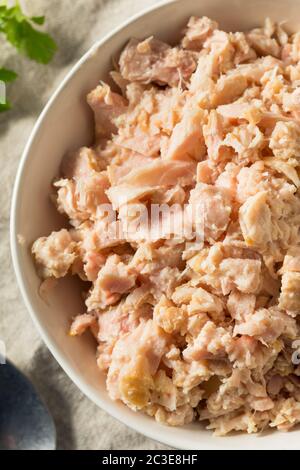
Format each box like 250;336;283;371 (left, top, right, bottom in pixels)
32;15;300;436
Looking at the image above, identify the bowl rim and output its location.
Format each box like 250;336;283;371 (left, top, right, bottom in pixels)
10;0;193;450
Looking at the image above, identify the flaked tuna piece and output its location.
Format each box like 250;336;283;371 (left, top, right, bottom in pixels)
234;307;297;344
181;16;218;51
222;123;264;164
87;83;127;140
96;301;153;370
106;184;157;210
187;287;224;322
119;37;197;87
115;86;184;157
130;240;184;271
234;56;281;83
230;32;257;65
189;54;215;102
239;191;272;250
236;162;266;203
183;321;233;361
196;160;220;185
55;172;110;224
260;67;286;103
227;291;256;323
205;368;273;421
149;267;181;300
79;218;125;253
123;285;153;314
115;128;162;158
61;147;106;179
282;88;300;115
267;375;284;396
279;272;300;315
263;157;300;187
147;403;195;426
279;249;300;315
227;335;279;370
206;409;267;436
164;345;224;391
270;397;300;431
217;100;263;124
171;282;198;305
32;229;77;279
70;313;96;336
83;251;106;282
165;106;207;161
107;151;154;185
86;254;137;311
153;296;187;335
203;110;233;164
150;370;203;415
203;30;235;76
280;246;300;273
151;185;187;205
291;32;300;63
269;121;300;160
97;300;150;348
213;72;248;107
215;163;240;199
219;258;262;294
116;159;196;188
188;183;232;242
247;29;280;57
107;319;169;409
188;241;260;279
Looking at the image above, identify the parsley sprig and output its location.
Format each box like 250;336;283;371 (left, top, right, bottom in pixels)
0;1;57;112
0;66;17;111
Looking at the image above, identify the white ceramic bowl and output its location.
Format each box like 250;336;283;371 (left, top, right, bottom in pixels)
11;0;300;450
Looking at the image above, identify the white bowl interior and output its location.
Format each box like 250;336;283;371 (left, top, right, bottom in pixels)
11;0;300;450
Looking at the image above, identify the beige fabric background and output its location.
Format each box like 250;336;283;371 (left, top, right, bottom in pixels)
0;0;170;450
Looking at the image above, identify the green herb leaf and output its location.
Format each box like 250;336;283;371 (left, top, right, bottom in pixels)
0;4;57;64
30;16;45;26
0;67;17;82
0;100;11;112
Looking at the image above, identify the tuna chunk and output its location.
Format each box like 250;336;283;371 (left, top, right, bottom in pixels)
234;307;297;344
86;255;137;311
165;106;207;161
55;171;110;223
227;291;256;322
107;320;169;409
70;313;96;336
181;16;218;51
116;159;196;188
189;183;232;242
239;191;272;250
32;229;77;279
269;121;300;160
183;321;233;361
219;258;262;294
119;37;197;87
279;248;300;315
247;29;280;57
87;83;127;140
